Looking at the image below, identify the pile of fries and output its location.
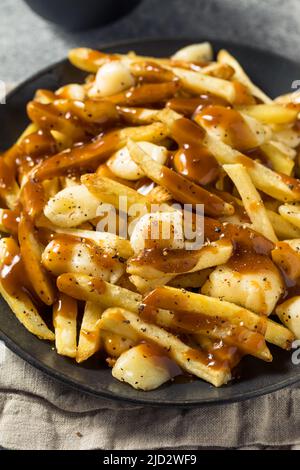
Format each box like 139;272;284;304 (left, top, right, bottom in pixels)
1;42;300;390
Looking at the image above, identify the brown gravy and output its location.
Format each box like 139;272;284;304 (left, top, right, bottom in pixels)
171;118;220;185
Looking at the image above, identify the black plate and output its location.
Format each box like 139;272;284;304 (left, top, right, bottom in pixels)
1;38;300;406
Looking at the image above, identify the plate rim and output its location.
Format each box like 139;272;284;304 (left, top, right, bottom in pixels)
1;37;300;406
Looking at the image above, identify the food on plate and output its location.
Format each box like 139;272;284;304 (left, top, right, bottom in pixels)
0;42;300;391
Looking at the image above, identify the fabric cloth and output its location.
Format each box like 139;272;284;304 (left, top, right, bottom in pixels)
0;342;300;450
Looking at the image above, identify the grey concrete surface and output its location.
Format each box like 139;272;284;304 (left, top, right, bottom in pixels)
0;0;299;83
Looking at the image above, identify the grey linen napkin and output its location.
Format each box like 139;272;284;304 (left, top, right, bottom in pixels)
0;342;300;450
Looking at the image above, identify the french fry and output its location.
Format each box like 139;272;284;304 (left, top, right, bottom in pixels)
223;163;277;242
68;47;210;74
143;286;292;351
0;238;54;341
33;122;169;181
143;286;267;334
238;104;299;125
53;228;133;258
100;308;231;387
42;235;125;284
44;184;101;228
148;185;173;203
194;334;241;369
108;81;181;107
143;286;294;354
0;209;20;235
53;293;77;358
117;107;163;126
172;67;253;104
16;123;38;145
260;141;295;176
273;127;300;149
27;101;88;141
57;273;142;312
204;133;300;202
265;317;295;350
129;61;176;83
127;240;233;278
68;48;119;72
18;214;55;305
276;297;300;339
55;83;86;101
217;49;272;104
76;301;103;363
128;140;234;217
129;274;174;294
267;209;300;240
167;269;213;288
81;174;152;211
279;204;300;229
200;62;234;79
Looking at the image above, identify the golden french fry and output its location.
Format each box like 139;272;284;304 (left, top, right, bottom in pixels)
276;297;300;339
129;274;174;294
27;101;87;141
76;301;103;363
265;318;295;350
223;163;277;242
55;83;86;101
127;140;234;217
172;67;254;104
238;104;299;125
167;269;213;288
260;141;295;176
0;159;20;210
267;210;300;240
53;293;77;358
273;127;300;149
81;174;152;211
279;204;300;229
44;184;100;228
143;286;267;334
0;209;19;235
0;238;54;341
16;123;38;145
33;122;169;181
18;214;55;305
200;62;234;79
205;133;300;202
100;308;231;387
108;81;181;107
217;49;272;104
148;185;173;203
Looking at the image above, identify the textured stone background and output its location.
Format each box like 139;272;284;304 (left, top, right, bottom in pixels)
0;0;300;82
